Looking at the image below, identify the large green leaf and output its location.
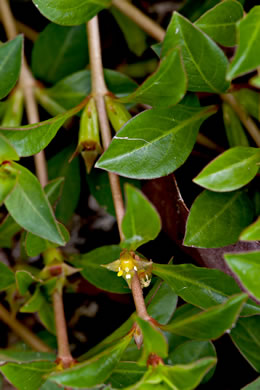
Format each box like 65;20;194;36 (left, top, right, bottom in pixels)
32;23;88;84
184;190;254;248
96;105;216;179
194;0;243;46
193;147;260;192
242;378;260;390
32;0;111;25
5;163;66;246
47;334;131;388
0;103;83;157
121;184;161;250
227;6;260;80
0;361;55;390
152;263;260;317
225;251;260;302
222;103;249;147
0;134;19;164
0;262;15;292
0;36;23;100
163;294;246;340
120;49;187;107
231;315;260;372
162;12;229;93
240;218;260;241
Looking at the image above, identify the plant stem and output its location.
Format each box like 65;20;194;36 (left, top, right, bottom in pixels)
15;20;38;41
112;0;165;42
0;303;51;352
131;273;150;321
87;17;125;240
221;94;260;147
53;289;74;369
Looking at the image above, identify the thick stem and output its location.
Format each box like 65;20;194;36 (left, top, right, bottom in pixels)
0;304;51;352
53;289;74;369
112;0;165;42
221;94;260;147
131;272;150;321
87;17;125;240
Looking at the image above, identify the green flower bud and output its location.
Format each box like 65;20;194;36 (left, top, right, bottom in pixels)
105;95;131;132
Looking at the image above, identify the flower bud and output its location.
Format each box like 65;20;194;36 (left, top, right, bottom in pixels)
105;95;131;132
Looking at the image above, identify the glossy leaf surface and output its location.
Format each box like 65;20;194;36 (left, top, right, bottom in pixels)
32;0;111;25
5;163;65;246
96;105;216;179
193;147;260;192
195;0;243;46
227;6;260;80
184;190;254;248
121;49;187;107
0;134;19;164
0;36;23;100
162;12;229;93
0;262;15;292
121;184;161;250
225;251;260;301
240;218;260;241
32;23;88;84
0;349;55;363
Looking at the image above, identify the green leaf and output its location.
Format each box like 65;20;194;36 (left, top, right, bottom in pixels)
250;75;260;88
0;349;55;363
96;105;216;179
163;294;247;340
193;147;260;192
107;362;147;389
225;251;260;302
233;89;260;122
168;340;216;383
48;145;81;224
5;163;66;246
162;12;229;93
152;263;260;317
16;270;40;295
121;184;161;250
44;177;64;206
120;49;187;107
111;7;147;56
0;36;23;100
32;0;111;25
32;23;88;84
231;315;260;372
0;103;83;157
48;334;131;388
184;190;254;248
135;316;168;361
242;377;260;390
0;361;55;390
0;134;19;164
240;218;260;241
0;214;21;248
222;103;249;147
0;262;15;292
227;6;260;80
194;0;243;47
0;163;18;205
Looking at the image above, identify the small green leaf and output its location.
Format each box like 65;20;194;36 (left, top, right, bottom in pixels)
233;89;260;122
5;163;65;246
163;294;247;340
0;349;55;363
32;23;88;84
0;361;55;390
0;103;83;157
107;362;147;389
162;12;230;93
71;245;130;293
0;134;19;164
227;6;260;80
184;190;254;248
242;377;260;390
225;251;260;302
231;315;260;372
47;334;131;388
0;262;15;292
121;184;161;250
120;49;187;107
0;163;18;205
16;270;40;295
96;105;216;179
152;263;260;317
222;103;249;147
0;35;23;100
250;75;260;88
195;0;243;47
44;177;64;206
32;0;111;25
193;147;260;192
0;214;21;248
1;88;24;127
240;218;260;241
